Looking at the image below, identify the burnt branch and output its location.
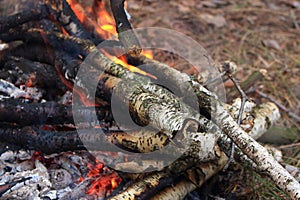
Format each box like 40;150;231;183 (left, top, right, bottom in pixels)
0;4;49;34
0;126;98;154
0;28;93;59
110;0;141;56
0;126;84;154
0;127;142;154
0;99;111;126
46;0;97;42
2;57;67;97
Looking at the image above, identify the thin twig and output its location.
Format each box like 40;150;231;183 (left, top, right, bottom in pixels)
279;142;300;149
224;75;249;170
256;90;300;122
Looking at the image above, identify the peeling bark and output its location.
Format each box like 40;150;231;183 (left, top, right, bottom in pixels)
122;56;300;199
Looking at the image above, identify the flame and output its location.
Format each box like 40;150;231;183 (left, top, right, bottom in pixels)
54;62;98;106
67;0;117;39
67;0;155;79
102;50;156;79
93;0;117;38
141;49;153;59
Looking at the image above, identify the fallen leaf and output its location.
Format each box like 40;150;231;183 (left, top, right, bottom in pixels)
200;13;227;28
262;39;281;50
201;0;229;8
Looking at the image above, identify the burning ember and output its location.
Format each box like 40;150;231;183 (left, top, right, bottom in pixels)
86;161;122;198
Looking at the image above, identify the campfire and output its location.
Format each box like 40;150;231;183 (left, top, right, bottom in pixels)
0;0;300;199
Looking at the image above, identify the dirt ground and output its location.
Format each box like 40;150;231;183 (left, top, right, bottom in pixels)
127;0;299;199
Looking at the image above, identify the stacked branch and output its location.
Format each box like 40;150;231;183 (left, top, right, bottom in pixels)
0;1;299;199
74;49;300;198
1;30;300;199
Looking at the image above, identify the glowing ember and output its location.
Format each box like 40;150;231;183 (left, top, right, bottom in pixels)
25;73;36;87
86;161;122;197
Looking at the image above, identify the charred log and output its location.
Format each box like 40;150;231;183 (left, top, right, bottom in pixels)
110;0;141;57
2;56;67;98
45;0;97;42
0;4;50;34
0;99;111;126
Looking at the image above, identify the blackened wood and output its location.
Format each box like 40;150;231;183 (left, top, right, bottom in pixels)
0;28;91;59
4;57;67;96
0;126;168;155
0;41;53;65
46;0;98;42
0;126;111;154
110;0;141;56
0;4;49;34
0;99;111;126
0;126;83;154
3;27;119;58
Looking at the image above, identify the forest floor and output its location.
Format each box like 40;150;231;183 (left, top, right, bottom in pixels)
127;0;300;199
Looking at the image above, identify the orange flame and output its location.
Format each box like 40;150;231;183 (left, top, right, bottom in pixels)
45;2;171;197
141;49;154;59
67;0;155;79
102;50;156;79
67;0;117;39
93;0;117;38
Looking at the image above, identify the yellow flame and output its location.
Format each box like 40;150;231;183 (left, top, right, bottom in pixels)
67;0;156;79
141;50;153;59
102;51;156;79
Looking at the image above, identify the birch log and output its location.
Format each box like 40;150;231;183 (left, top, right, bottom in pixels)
20;30;299;198
150;102;285;200
135;56;300;199
109;100;282;200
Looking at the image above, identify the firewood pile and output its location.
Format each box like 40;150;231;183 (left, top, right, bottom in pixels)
0;0;299;199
